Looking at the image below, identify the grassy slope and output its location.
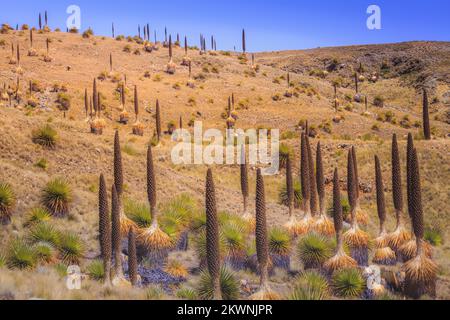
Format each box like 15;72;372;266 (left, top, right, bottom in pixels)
0;29;449;299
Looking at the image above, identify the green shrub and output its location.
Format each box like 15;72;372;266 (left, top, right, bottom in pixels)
290;271;329;300
82;28;93;38
197;267;240;300
331;268;366;298
32;125;58;149
35;158;49;170
124;199;151;228
41;178;72;217
176;287;198;300
425;227;443;246
33;242;55;263
24;207;51;227
29;222;61;247
56;93;71;111
269;228;292;256
297;233;333;269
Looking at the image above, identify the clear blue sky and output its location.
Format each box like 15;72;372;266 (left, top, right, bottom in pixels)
1;0;448;52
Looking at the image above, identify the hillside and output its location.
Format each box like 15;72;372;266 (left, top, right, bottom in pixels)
0;27;449;300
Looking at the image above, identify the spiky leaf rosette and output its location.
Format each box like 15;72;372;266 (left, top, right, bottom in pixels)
290;270;330;300
323;169;357;274
306;136;318;216
198;266;240;300
41;178;72;217
331;268;366;298
205;168;222;300
422;89;431;140
128;229;138;286
240;147;249;214
285;154;294;216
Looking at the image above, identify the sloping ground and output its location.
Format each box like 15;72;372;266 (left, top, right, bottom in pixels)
0;29;449;299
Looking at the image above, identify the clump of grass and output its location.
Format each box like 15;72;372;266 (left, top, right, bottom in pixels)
86;260;105;281
424;227;443;247
41;178;73;217
122;144;139;156
34;158;49;170
32;125;57;149
82;28;94;38
164;260;188;279
176;287;198;300
145;286;166;300
197;266;240;300
58;232;85;264
290;271;329;300
331;268;366;298
33;242;55;263
7;238;37;270
0;182;15;225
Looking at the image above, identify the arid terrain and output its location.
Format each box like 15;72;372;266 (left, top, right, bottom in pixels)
0;25;449;300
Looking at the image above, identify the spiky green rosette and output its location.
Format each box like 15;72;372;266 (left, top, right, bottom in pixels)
388;134;411;251
343;150;369;266
128;229;138;286
138;146;172;257
114;131;137;235
373;156;396;265
205;169;222;300
111;185;130;287
98;174;111;285
402;148;438;298
250;169;280;301
352;147;369;225
324;169;357;275
314;142;334;236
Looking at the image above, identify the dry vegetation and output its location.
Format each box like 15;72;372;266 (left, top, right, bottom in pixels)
0;23;449;300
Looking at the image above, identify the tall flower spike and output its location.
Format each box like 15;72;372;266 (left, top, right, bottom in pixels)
147;145;157;218
410;149;424;243
84;89;88;117
156;100;162;140
347;150;357;224
316;142;325;213
375;156;386;234
128;229;138;286
300;133;310;211
306;136;318;216
111;184;123;280
114;131;123;197
205;168;222;300
422;89;431;140
98;174;111;285
240;146;249;214
134;85;139;121
286;154;294;217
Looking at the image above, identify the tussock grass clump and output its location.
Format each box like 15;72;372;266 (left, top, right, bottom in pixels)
177;287;198;300
6;238;37;270
290;271;329;300
58;232;85;264
41;178;72;218
197;266;240;301
0;182;16;225
32;125;58;149
331;268;366;298
298;233;333;270
33;242;56;263
164;260;188;279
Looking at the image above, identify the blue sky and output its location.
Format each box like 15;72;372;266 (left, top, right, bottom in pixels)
1;0;448;52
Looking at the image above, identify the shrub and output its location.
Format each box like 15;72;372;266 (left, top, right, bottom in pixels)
69;27;79;34
279;180;302;208
331;268;366;298
373;96;384;107
297;233;333;269
56;93;71;111
58;233;85;264
7;238;37;270
41;178;73;217
425;227;443;246
34;242;55;263
290;271;329;300
87;260;104;280
0;183;15;224
82;28;93;38
32;125;58;149
197;267;240;300
116;35;125;41
123;45;131;53
269;228;292;256
176;287;198;300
